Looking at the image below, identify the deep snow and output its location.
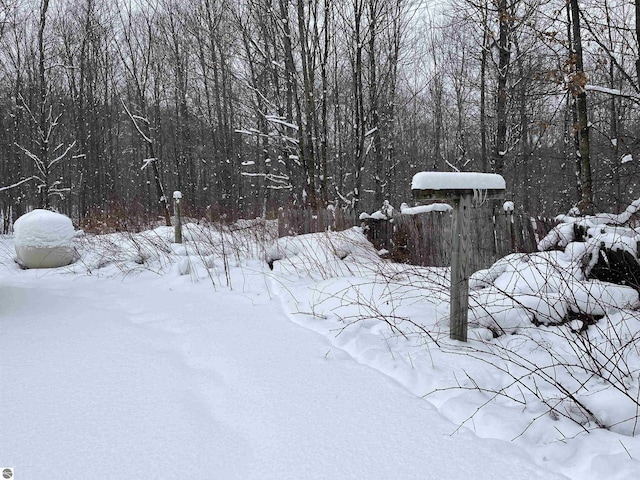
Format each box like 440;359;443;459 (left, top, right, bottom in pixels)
1;223;639;479
13;209;75;248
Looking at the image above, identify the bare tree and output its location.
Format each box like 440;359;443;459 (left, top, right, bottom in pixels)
14;0;76;210
114;0;171;226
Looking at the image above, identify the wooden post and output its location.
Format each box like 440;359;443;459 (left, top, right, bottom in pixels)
173;191;183;244
503;200;516;253
411;172;506;342
450;194;472;342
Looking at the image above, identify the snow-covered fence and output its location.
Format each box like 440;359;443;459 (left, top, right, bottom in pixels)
277;205;553;273
364;206;553;272
277;207;357;237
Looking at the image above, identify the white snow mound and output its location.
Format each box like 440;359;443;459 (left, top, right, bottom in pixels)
14;209;76;248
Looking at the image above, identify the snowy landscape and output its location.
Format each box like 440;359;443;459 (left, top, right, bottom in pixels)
3;1;640;477
2;214;640;479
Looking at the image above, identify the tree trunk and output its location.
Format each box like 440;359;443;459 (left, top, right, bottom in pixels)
570;0;593;215
38;0;50;209
368;0;384;206
636;0;640;89
494;0;510;175
480;21;488;173
352;0;366;210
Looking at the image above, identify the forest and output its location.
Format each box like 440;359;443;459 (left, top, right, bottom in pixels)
0;0;639;228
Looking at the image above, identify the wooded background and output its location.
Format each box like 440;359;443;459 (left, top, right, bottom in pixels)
1;0;640;229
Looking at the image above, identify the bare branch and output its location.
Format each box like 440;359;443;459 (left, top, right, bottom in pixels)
48;140;77;169
0;176;38;192
121;99;153;144
14;142;46;177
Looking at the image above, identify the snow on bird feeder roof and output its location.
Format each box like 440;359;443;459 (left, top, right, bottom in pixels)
412;172;506;202
412;172;505;190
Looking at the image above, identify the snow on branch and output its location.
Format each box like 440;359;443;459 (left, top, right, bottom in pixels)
44;110;64;144
48;181;71;199
585;85;623;96
141;158;156;171
49;141;77;169
122;99;153;144
585;84;640;103
14;143;46;177
265;115;299;130
538;198;640;252
17;93;38;126
554;198;640;227
132;115;150;124
0;176;38;192
241;171;291;186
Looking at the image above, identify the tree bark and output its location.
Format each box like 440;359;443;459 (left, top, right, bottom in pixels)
570;0;593;215
480;6;489;173
636;0;640;89
494;0;510;175
38;0;50;209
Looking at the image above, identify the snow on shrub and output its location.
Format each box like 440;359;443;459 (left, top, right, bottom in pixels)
469;288;533;334
569;280;639;316
469;251;577;327
469;246;638;329
538;200;640;254
537;222;576;250
14;209;75;248
470;200;640;329
492;252;578;296
265;227;381;278
13;209;76;268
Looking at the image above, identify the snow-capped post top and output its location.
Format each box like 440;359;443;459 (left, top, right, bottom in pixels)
173;191;182;201
412;172;506;190
412;171;506;202
503;201;514;213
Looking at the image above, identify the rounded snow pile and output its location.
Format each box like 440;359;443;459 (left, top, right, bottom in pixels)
14;209;76;268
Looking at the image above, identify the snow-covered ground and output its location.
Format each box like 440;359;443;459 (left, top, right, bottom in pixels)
1;221;639;479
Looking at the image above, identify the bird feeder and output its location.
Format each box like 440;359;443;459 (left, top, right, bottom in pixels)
411;172;506;342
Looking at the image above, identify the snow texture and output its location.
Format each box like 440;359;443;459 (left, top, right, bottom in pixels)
585;84;624;96
412;171;506;190
13;209;75;248
361;201;396;221
400;202;452;214
470;250;639;327
369;211;387;220
2;223;640;479
539;199;640;252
